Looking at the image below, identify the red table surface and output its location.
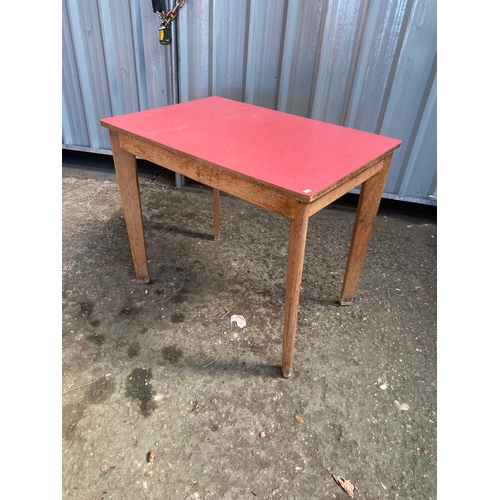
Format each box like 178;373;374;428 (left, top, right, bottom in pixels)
101;96;401;198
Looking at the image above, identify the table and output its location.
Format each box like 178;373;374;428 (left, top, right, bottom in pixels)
101;96;401;378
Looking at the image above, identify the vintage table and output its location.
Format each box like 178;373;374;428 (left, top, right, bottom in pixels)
101;96;401;378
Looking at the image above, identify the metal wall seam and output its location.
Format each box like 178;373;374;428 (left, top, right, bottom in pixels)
177;0;190;102
65;0;98;148
340;0;372;127
71;0;113;149
130;0;149;112
99;0;122;117
63;0;88;147
245;0;287;109
311;0;366;125
211;1;248;102
345;0;409;133
278;0;325;118
178;0;211;102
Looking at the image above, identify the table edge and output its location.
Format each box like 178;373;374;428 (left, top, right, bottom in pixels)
101;121;401;204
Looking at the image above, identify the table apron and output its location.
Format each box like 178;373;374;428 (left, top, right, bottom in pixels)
118;133;302;218
117;132;390;221
307;154;392;217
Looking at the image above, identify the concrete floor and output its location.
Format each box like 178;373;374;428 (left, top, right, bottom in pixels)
62;151;437;499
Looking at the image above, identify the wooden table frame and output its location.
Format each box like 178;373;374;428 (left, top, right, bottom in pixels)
102;99;400;378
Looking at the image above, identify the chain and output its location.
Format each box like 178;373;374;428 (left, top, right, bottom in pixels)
156;0;186;26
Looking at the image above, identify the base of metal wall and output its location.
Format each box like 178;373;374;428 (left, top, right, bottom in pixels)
349;187;437;206
62;145;436;206
63;144;113;155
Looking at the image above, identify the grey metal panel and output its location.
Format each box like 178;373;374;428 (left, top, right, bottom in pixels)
344;0;410;133
139;1;174;110
245;0;287;110
398;70;437;198
211;0;249;102
379;0;437;198
310;0;367;125
65;0;113;149
278;0;325;117
178;0;211;102
62;0;89;147
62;0;437;204
99;0;139;116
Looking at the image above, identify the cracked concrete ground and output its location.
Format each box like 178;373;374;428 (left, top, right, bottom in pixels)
62;151;437;499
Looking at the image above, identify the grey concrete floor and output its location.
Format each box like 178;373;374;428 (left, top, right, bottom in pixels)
62;152;437;499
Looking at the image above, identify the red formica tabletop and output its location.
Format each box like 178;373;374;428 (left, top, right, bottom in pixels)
101;96;401;200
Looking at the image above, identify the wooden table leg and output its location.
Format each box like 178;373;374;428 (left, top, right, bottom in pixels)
109;130;150;283
213;188;221;242
340;155;392;305
282;203;310;378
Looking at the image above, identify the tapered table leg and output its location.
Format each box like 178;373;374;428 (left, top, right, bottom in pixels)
282;203;310;378
109;130;149;283
340;155;392;305
213;188;221;242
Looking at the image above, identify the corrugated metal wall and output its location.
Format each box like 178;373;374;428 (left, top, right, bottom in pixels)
62;0;437;204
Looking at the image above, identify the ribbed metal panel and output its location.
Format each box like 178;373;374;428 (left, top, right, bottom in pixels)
62;0;437;204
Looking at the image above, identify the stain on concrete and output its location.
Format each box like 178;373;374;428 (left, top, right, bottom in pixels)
161;345;183;362
125;368;157;417
62;402;85;441
85;375;116;404
171;288;188;304
62;376;116;441
118;305;142;318
88;333;105;347
79;301;94;318
171;313;185;323
127;342;141;358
